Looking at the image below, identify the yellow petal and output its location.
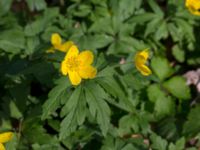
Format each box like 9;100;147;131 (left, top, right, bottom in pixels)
137;65;152;76
134;55;146;67
51;33;62;47
65;45;79;60
68;71;81;85
78;50;94;66
185;0;200;16
135;49;149;61
189;8;200;16
0;143;5;150
61;60;68;75
78;66;97;79
134;49;149;66
88;66;97;79
58;41;74;52
0;132;13;143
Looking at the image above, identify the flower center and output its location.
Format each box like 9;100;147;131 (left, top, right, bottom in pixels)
66;56;80;71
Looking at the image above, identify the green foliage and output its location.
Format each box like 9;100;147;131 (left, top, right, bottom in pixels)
0;0;200;149
183;106;200;136
151;57;173;81
163;76;191;100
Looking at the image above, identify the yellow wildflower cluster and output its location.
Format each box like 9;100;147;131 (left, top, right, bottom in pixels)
48;33;153;85
0;132;13;150
48;33;97;86
185;0;200;16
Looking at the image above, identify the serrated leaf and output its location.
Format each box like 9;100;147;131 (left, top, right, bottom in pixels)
9;101;22;119
42;77;70;119
151;57;173;81
172;45;185;63
118;114;139;135
26;0;47;11
163;76;191;100
174;18;195;42
155;20;168;40
167;23;182;42
89;17;114;35
60;85;86;125
73;4;92;17
60;86;86;139
97;66;115;77
147;0;164;16
154;95;175;118
150;133;167;150
96;76;134;111
0;28;25;54
156;117;177;140
168;137;185;150
119;0;141;20
183;105;200;136
147;84;165;103
145;17;162;37
85;82;111;136
128;13;156;24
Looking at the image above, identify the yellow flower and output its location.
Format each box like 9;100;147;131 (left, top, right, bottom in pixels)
61;45;97;85
0;132;13;150
47;33;74;53
185;0;200;16
134;49;152;76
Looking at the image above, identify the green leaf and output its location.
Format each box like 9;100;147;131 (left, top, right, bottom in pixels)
150;133;168;150
156;117;178;140
167;23;182;42
163;76;191;100
145;17;162;37
89;17;114;35
97;66;115;78
72;4;92;17
25;8;59;36
118;0;142;20
26;0;47;11
79;34;113;50
128;13;157;24
0;28;25;54
174;18;195;43
0;0;13;15
23;117;58;145
183;105;200;136
85;82;111;136
96;76;134;111
101;135;147;150
9;101;23;119
26;37;40;55
151;57;173;81
60;86;86;139
155;20;168;40
147;84;175;118
154;95;175;118
42;77;70;119
118;114;139;135
172;45;185;63
168;137;185;150
24;19;44;36
147;0;164;16
147;84;165;103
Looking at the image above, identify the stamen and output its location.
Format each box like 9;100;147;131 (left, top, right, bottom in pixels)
66;56;80;71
